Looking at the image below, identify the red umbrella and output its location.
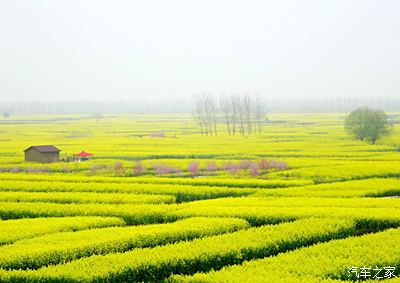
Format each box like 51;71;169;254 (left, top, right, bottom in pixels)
74;151;94;157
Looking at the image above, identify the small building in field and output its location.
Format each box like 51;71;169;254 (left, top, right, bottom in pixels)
73;151;93;162
24;145;61;163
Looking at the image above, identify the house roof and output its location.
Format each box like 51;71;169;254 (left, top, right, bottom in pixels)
24;145;61;153
74;151;93;157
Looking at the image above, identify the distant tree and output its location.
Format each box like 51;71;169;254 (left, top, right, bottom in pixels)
257;159;289;171
254;95;264;134
237;96;245;136
207;97;218;136
243;95;252;135
152;164;182;175
133;160;145;175
193;95;218;136
222;162;239;175
248;163;260;177
345;107;391;144
94;113;103;123
193;95;206;136
230;95;238;135
205;161;218;174
220;96;232;135
187;161;200;177
2;112;10;119
257;159;272;170
114;162;126;175
238;160;253;170
149;131;165;138
194;94;265;136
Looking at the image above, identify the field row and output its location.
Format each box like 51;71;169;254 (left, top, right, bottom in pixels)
0;218;358;282
0;180;254;202
0;173;312;188
0;216;125;245
1;199;400;227
0;217;248;270
257;178;400;198
174;227;400;282
1;177;399;205
270;161;400;182
0;191;175;205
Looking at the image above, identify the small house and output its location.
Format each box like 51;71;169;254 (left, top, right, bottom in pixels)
24;145;61;163
73;151;93;162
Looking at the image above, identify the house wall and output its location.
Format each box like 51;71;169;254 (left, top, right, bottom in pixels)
41;152;60;163
25;149;59;163
25;149;42;162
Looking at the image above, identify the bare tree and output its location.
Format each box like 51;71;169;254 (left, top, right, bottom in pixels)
243;95;252;135
194;95;205;136
254;95;264;134
94;113;103;123
133;160;145;175
237;96;245;136
209;97;218;135
187;161;200;177
194;95;218;136
203;95;212;136
220;96;231;135
193;94;264;136
230;95;238;135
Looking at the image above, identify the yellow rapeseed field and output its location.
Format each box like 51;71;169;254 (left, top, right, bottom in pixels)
0;113;399;282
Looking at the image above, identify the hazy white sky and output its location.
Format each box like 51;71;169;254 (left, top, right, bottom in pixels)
0;0;399;101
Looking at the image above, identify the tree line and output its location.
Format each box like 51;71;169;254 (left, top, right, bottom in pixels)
193;95;265;136
2;96;400;115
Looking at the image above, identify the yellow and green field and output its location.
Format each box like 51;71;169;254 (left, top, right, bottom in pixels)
0;113;399;282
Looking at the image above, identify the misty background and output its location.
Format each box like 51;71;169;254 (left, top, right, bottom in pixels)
0;0;399;113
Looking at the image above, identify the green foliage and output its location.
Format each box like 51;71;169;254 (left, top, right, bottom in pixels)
0;202;178;224
170;198;400;227
0;216;125;245
256;178;400;198
174;227;400;282
0;217;249;270
0;179;256;203
0;191;175;205
345;107;391;144
0;218;357;282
